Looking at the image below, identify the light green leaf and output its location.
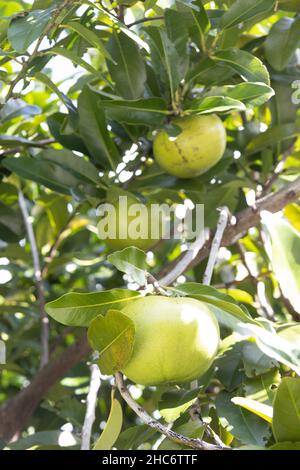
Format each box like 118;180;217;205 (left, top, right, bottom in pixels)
0;98;41;123
219;0;275;31
93;396;123;450
45;288;141;327
63;22;112;61
46;47;98;74
270;441;300;450
273;378;300;442
186;95;246;114
88;309;135;375
262;214;300;313
231;397;273;424
108;247;148;285
212;48;270;85
225;82;275;107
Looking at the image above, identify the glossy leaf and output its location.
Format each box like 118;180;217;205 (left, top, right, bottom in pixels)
220;0;275;30
231;397;273;423
93;396;123;450
101;98;168;127
108;247;148;285
45;289;141;327
265;17;300;71
88;309;135;375
273;378;300;442
78;85;120;169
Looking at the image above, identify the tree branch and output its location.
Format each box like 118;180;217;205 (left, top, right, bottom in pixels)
203;207;229;286
0;333;90;443
81;364;101;450
18;189;49;368
115;372;230;451
0;138;55;157
159;176;300;280
127;16;164;28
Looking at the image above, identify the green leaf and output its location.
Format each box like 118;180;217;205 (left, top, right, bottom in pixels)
159;389;199;423
106;30;146;100
164;8;189;78
246;121;300;154
265;17;300;71
0;98;41;123
45;288;141;327
284;204;300;233
6;430;78;450
78;85;120;170
212;48;270;85
219;0;275;31
101;97;168;127
2;156;80;195
88;310;135;375
93;396;123;450
0;201;24;242
273;378;300;442
108;247;148;285
63;22;112;61
146;26;182;101
225;82;275;107
231;397;273;424
7;7;54;52
216;391;270;446
270;442;300;450
186;95;246;114
45;47;98;75
240;323;300;375
169;283;259;328
262;214;300;313
38;149;100;185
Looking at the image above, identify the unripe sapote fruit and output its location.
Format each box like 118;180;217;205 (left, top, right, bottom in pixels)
153;114;226;179
121;296;220;385
98;195;164;251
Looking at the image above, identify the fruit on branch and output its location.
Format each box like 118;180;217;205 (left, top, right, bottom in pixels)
153;114;226;179
121;295;220;386
98;194;164;251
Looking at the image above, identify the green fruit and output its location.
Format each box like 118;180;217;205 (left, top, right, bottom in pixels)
278;0;300;12
98;195;163;251
121;295;220;386
153;114;226;179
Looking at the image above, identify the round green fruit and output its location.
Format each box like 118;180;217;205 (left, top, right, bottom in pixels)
121;295;220;386
98;195;163;251
153;114;227;179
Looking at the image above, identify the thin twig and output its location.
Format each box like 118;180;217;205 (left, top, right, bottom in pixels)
159;228;209;286
203;207;229;286
0;138;55;157
115;372;230;451
189;403;228;449
81;364;101;450
18;189;49;368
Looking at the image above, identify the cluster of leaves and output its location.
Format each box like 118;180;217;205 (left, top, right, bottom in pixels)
0;0;300;451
